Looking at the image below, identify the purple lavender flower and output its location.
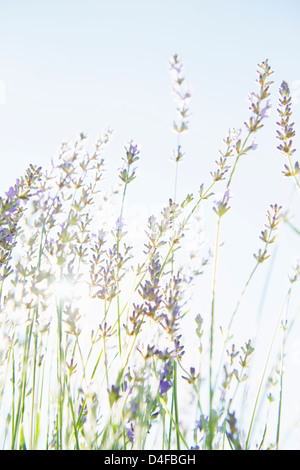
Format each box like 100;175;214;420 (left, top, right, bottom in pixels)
5;184;18;199
119;140;140;184
159;360;173;395
125;140;140;166
159;377;173;395
126;422;134;443
126;140;139;161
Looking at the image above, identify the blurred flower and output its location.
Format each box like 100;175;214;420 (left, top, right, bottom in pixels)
116;217;125;232
169;53;191;138
250;140;258;151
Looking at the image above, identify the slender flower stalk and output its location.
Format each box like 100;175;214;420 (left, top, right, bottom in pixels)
207;215;221;450
169;53;191;202
116;141;140;355
207;190;231;449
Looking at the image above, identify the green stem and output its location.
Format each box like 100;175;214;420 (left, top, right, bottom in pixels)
159;396;189;450
12;308;35;449
207;215;221;450
30;326;38;449
11;348;15;448
173;361;180;449
116;170;129;357
103;299;111;393
67;380;80;450
276;293;290;450
276;350;284;450
56;295;65;449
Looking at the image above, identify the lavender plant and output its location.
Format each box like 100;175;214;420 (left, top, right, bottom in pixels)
0;55;298;450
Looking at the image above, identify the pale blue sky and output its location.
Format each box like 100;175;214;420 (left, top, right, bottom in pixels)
1;0;299;278
1;0;300;201
1;0;300;447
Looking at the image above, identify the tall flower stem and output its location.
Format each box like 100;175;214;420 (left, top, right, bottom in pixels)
116;181;128;357
103;300;110;392
207;214;221;449
173;360;180;449
56;297;64;450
